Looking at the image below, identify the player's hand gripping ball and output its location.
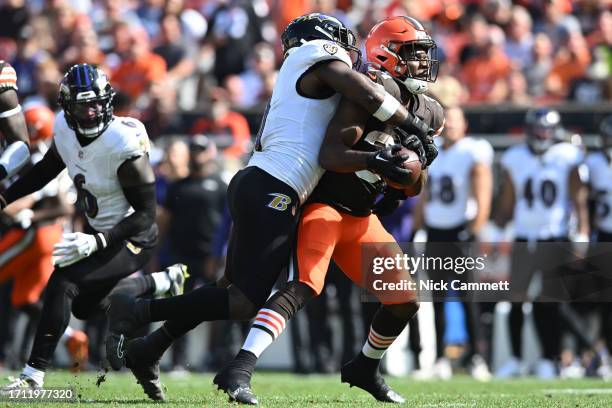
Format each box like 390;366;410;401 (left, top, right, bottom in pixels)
383;146;422;189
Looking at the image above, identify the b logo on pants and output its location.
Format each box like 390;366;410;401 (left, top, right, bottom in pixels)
267;193;292;211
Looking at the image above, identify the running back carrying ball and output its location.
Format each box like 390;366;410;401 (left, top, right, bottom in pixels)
383;145;422;189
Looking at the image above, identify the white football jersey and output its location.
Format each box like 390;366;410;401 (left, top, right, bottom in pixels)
424;137;494;229
501;142;583;239
586;152;612;234
53;113;151;232
248;39;352;204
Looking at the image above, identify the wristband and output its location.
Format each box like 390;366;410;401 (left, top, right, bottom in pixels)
373;92;401;122
94;232;108;250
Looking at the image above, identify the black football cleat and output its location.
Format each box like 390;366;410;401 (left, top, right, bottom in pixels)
213;367;259;405
125;337;165;401
105;294;150;371
341;358;406;404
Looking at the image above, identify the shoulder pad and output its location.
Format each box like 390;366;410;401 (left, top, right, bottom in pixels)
112;117;151;160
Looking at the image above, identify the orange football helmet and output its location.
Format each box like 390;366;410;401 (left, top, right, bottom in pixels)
24;105;55;143
365;16;438;94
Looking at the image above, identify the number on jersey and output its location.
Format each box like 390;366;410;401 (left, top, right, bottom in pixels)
74;174;98;217
428;175;455;204
523;177;557;208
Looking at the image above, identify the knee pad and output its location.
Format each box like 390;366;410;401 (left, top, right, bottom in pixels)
265;281;315;321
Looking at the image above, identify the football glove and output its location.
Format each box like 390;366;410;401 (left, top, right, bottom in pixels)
52;232;105;268
393;127;427;169
399;113;438;167
366;145;411;185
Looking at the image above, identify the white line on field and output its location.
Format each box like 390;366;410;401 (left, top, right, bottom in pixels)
542;388;612;394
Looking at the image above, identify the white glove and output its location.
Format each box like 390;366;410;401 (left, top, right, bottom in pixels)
52;232;105;268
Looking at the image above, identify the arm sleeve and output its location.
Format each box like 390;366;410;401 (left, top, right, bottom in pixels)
3;144;65;205
102;182;156;246
102;155;156;245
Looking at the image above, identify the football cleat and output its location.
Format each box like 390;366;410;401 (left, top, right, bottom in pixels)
470;355;492;382
340;357;405;404
106;294;150;371
213;367;259;405
65;329;89;372
124;337;165;401
166;263;189;297
1;375;40;395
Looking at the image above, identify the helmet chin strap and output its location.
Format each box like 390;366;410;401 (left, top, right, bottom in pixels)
401;77;429;94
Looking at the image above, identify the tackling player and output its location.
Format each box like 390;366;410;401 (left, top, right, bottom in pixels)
494;108;589;378
104;12;439;398
0;64;187;394
0;60;30;182
209;16;443;404
412;106;494;381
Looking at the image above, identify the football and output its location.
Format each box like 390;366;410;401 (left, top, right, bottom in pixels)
383;146;422;189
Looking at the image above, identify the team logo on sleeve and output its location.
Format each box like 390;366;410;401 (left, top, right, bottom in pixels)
323;43;338;55
267;193;292;211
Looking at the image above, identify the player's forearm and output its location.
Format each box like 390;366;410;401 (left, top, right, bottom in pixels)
471;164;493;234
2;149;64;207
493;169;514;228
103;182;156;245
569;168;590;237
338;70;411;126
318;143;371;172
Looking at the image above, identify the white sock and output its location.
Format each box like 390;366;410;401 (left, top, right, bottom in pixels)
60;326;74;342
23;364;45;386
362;327;398;359
242;308;286;358
152;271;172;296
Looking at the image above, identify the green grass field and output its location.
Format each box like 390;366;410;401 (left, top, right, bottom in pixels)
2;371;612;407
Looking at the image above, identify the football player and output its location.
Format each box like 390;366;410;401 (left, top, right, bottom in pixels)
207;16;442;404
412;106;494;381
585;115;612;378
0;64;187;393
0;60;30;182
104;12;440;399
494;108;589;378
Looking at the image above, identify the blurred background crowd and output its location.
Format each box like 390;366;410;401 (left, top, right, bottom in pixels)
0;0;611;382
